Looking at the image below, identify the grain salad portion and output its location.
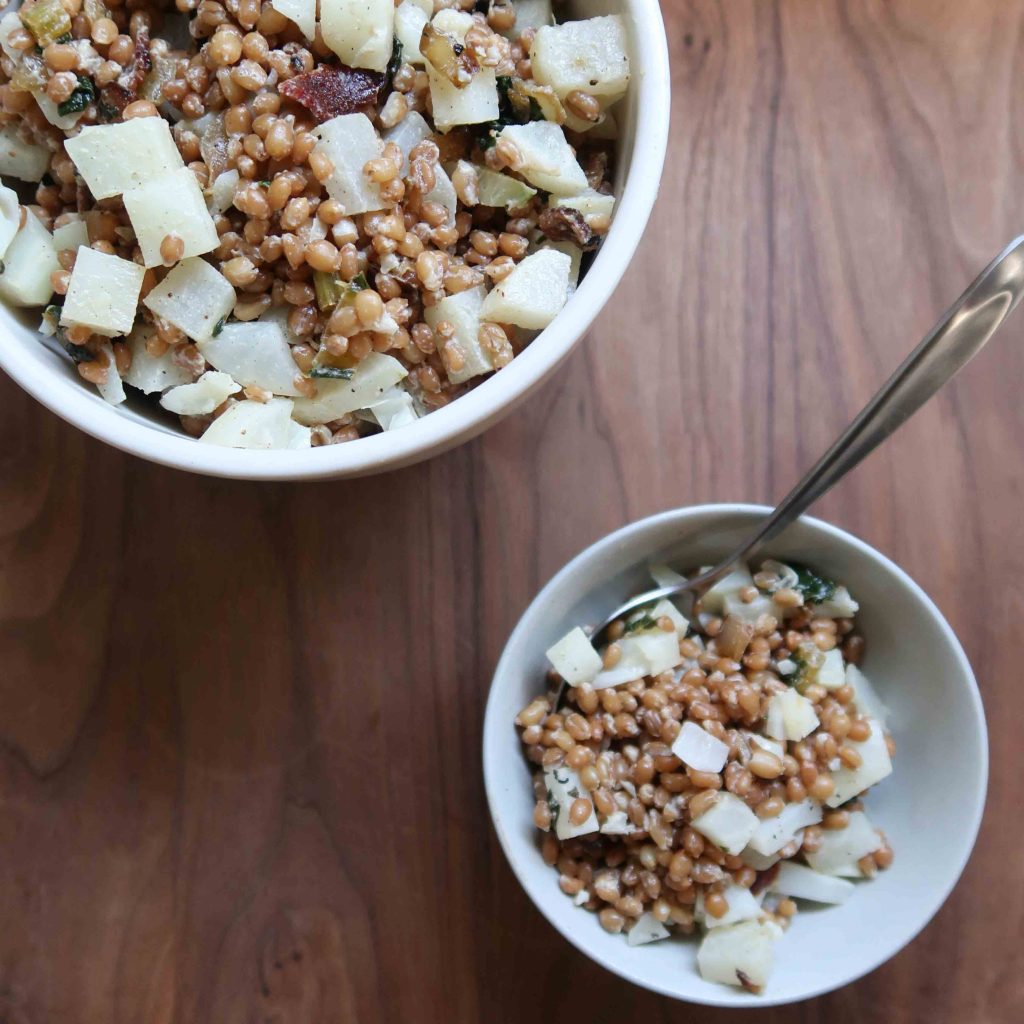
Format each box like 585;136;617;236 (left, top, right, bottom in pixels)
516;560;895;994
0;0;628;449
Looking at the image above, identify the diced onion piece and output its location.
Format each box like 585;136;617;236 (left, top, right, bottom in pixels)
631;629;683;675
722;589;779;625
476;166;537;210
699;883;763;929
690;793;760;855
52;216;89;254
769;861;855;904
160;370;240;415
123;167;218;268
319;0;394;72
363;387;418;431
0;207;59;307
543;764;598;840
94;340;125;406
424;285;494;384
199;317;303;396
846;664;890;726
545;626;601;685
0;122;50;181
269;0;315;40
825;718;892;807
746;798;823;857
65;119;184;200
764;689;818;742
207;168;240;216
496;121;587;195
60;247;144;336
591;636;650;689
530;15;630;103
312;112;389;216
650;598;688;635
817;647;845;689
143;257;235;342
200;397;311;450
739;846;780;872
395;0;430;66
672;721;729;774
480;248;571;329
626;913;669;947
122;325;192;394
697;920;778;992
700;565;755;615
291;351;408;424
0;184;20;260
805;810;883;876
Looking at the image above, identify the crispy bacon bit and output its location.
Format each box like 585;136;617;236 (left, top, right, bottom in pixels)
100;26;151;115
736;970;762;995
538;206;595;248
279;65;384;123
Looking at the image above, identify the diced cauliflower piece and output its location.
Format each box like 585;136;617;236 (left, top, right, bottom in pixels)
496;121;587;195
61;248;144;336
200;397;311;449
480;248;571;329
697;920;778;992
160;370;240;415
530;15;630;103
769;861;855;904
672;721;729;774
805;810;883;876
144;258;235;343
545;626;601;685
199;317;302;396
64;119;184;200
764;689;819;742
626;913;669;947
319;0;394;72
122;325;192;394
690;793;760;855
123;166;218;267
0;208;59;307
543;764;598;841
746;798;823;856
313;113;389;216
291;352;408;424
826;718;892;807
424;285;494;384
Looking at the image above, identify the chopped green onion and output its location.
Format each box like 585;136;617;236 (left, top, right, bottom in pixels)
313;270;369;310
309;366;355;380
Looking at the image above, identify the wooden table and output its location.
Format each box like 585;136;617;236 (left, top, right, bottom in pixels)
1;1;1022;1020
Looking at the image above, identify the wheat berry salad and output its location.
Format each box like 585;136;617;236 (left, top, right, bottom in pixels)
515;559;896;995
0;0;628;449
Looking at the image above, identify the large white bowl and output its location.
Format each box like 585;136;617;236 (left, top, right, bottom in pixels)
483;504;988;1007
0;0;669;480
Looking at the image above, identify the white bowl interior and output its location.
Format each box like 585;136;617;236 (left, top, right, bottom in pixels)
484;505;988;1007
0;0;670;480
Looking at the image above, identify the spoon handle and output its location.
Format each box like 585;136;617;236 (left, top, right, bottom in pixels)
721;234;1024;570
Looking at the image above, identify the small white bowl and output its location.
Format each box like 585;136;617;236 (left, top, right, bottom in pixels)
483;504;988;1007
0;0;669;480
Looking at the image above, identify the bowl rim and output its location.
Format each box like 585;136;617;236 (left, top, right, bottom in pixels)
482;502;989;1007
0;0;671;481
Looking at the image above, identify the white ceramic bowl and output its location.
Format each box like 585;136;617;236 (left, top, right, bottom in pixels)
0;1;669;480
484;504;988;1007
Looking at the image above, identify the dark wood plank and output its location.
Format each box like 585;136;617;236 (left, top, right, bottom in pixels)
1;1;1023;1020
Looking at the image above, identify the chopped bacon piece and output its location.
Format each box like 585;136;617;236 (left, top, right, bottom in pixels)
538;205;595;248
279;65;384;123
101;27;151;115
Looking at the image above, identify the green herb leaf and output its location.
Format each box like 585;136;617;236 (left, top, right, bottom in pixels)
212;317;226;337
63;341;95;364
791;564;838;605
385;36;403;93
624;612;659;634
309;366;354;380
57;75;96;117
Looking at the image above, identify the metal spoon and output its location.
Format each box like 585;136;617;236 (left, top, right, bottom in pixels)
591;234;1024;643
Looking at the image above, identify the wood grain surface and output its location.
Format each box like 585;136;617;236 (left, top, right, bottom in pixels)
2;1;1023;1021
